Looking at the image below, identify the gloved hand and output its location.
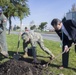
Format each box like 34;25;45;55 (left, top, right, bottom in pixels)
50;55;55;60
64;45;69;53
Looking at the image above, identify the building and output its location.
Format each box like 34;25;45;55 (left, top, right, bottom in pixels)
66;11;76;21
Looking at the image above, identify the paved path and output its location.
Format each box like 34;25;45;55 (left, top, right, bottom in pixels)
10;31;61;42
41;33;61;42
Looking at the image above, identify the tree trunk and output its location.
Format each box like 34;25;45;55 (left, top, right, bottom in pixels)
8;17;12;34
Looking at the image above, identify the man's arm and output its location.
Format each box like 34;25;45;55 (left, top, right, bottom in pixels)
63;39;72;53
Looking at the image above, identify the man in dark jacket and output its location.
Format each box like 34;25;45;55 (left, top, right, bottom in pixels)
0;7;9;58
51;18;76;69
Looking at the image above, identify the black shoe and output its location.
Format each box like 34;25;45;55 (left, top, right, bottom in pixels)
32;59;41;64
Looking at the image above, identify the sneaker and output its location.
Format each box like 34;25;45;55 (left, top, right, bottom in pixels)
0;51;9;58
32;59;41;64
23;53;28;58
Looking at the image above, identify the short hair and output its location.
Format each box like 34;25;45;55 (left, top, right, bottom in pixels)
25;27;27;30
51;18;61;26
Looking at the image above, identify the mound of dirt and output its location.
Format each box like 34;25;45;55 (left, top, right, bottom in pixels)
0;59;52;75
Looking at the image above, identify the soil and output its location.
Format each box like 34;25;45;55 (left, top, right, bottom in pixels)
0;58;52;75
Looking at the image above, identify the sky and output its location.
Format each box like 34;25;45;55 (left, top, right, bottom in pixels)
7;0;76;30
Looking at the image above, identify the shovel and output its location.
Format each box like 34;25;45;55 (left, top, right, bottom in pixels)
47;51;66;66
46;45;74;67
13;39;21;60
13;21;22;60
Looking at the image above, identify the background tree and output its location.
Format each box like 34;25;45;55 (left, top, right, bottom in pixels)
30;25;36;30
38;22;47;31
16;26;20;30
0;0;30;34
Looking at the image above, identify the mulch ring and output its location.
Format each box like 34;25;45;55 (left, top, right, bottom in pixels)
0;58;53;75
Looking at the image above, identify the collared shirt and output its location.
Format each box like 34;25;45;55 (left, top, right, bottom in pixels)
62;25;72;40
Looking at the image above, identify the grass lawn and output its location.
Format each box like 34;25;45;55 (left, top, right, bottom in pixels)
1;34;76;75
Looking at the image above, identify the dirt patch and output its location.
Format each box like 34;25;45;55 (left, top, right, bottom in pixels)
0;58;52;75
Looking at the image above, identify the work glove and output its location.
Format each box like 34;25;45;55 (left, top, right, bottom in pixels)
50;55;55;60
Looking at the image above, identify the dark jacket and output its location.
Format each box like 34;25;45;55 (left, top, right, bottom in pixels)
55;20;76;52
63;20;76;42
